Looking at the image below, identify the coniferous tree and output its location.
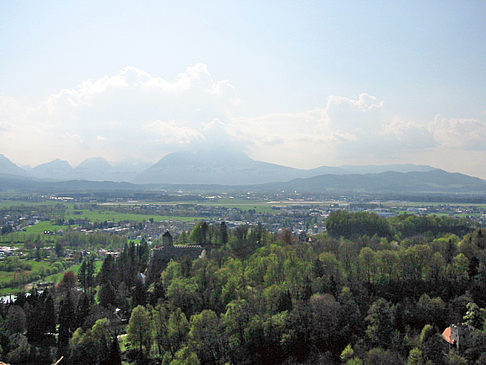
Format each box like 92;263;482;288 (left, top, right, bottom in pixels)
132;280;147;308
26;301;43;341
99;281;117;308
78;260;88;291
220;221;229;245
58;293;75;353
87;257;95;292
44;293;56;334
75;293;91;329
98;255;115;287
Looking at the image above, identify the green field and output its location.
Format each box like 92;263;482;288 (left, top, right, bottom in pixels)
0;199;63;208
42;260;103;284
0;260;52;283
101;199;280;214
0;260;104;296
24;221;72;233
0;260;54;294
64;207;200;222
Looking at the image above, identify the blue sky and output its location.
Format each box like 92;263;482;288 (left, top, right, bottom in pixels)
1;1;486;177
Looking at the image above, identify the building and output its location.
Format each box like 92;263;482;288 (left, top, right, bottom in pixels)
162;231;174;246
442;324;473;351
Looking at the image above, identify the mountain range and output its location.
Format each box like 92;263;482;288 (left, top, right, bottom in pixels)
20;157;151;182
1;151;485;194
2;150;437;185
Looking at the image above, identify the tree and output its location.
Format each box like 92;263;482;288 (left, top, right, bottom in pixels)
58;270;77;293
78;260;88;291
99;281;117;308
86;257;95;291
55;241;64;257
326;210;391;239
220;222;228;245
359;247;376;284
105;336;122;365
58;293;76;353
189;309;227;364
132;280;147;308
167;308;190;356
44;293;56;334
463;302;482;329
152;304;169;357
309;294;341;351
6;334;31;364
178;231;188;245
98;255;116;287
171;346;200;365
223;300;251;363
92;318;112;361
340;344;354;363
366;348;402;364
365;298;395;349
452;253;469;284
407;347;424;365
127;305;152;358
6;305;26;335
190;222;209;245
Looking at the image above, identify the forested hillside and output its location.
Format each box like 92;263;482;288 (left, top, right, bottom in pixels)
1;213;485;364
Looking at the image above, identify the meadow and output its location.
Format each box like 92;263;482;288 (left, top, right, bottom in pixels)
64;207;200;222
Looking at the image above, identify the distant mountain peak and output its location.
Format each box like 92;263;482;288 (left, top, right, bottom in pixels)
0;154;28;176
76;157;112;169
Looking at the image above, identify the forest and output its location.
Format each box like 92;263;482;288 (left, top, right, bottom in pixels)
0;211;485;364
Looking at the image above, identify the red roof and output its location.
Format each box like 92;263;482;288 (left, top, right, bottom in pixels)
442;327;454;344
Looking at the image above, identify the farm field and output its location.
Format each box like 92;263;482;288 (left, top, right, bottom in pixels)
24;220;73;233
0;260;103;296
0;259;56;295
101;199;280;213
42;260;103;284
64;208;201;222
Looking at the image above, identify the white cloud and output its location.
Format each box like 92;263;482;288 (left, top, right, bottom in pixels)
143;120;204;145
432;115;486;150
1;65;485;177
0;64;239;165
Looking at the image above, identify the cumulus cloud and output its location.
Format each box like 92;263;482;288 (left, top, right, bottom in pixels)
143;120;204;146
0;64;239;165
1;65;485;177
432;115;486;150
232;93;437;167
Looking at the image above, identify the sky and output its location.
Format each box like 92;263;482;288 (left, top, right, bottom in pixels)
1;1;486;177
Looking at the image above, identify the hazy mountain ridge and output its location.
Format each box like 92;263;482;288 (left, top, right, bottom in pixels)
257;169;486;193
27;159;74;180
0;150;441;184
133;149;439;185
1;150;483;194
134;149;302;185
6;156;150;182
0;154;29;177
